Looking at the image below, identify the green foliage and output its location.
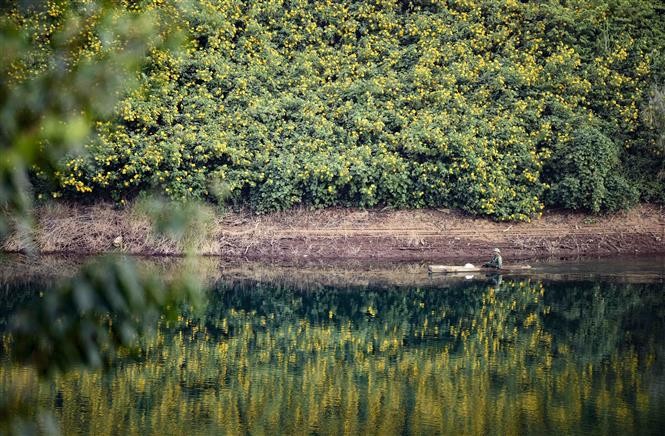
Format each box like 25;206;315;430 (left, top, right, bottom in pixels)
544;124;638;212
6;0;665;219
631;85;665;202
7;256;201;375
1;5;212;434
0;0;179;236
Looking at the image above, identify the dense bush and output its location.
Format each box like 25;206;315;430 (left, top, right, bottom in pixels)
9;0;665;220
631;86;665;204
544;124;638;212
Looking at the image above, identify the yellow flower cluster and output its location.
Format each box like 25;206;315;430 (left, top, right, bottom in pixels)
9;0;654;219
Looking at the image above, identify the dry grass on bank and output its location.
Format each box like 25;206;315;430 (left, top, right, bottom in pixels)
2;201;221;255
1;201;664;259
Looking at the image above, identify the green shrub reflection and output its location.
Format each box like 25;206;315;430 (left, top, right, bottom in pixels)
2;277;665;435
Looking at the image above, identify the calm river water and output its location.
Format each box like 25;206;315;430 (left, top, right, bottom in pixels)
1;257;664;435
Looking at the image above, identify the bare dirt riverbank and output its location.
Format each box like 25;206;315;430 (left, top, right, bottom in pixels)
2;203;664;262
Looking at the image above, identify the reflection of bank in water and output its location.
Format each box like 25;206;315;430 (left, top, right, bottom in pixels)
2;254;664;295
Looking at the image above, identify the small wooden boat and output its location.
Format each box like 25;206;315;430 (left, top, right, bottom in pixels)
428;264;532;273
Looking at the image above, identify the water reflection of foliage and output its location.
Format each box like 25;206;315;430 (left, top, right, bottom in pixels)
0;279;43;330
0;255;203;434
542;281;665;362
2;279;665;434
202;280;545;355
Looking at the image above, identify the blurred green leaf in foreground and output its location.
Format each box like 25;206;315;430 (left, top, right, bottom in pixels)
8;255;202;375
0;0;182;238
0;2;205;434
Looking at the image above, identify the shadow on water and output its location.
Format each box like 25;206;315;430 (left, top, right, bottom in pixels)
1;255;665;435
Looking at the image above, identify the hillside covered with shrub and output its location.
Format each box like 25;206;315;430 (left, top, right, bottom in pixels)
9;0;665;221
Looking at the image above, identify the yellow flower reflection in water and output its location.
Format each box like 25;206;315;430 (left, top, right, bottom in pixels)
1;278;664;435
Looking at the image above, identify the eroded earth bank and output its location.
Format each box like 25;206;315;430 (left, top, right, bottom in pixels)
2;203;663;262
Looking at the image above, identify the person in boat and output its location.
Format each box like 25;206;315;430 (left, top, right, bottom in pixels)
483;248;502;269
